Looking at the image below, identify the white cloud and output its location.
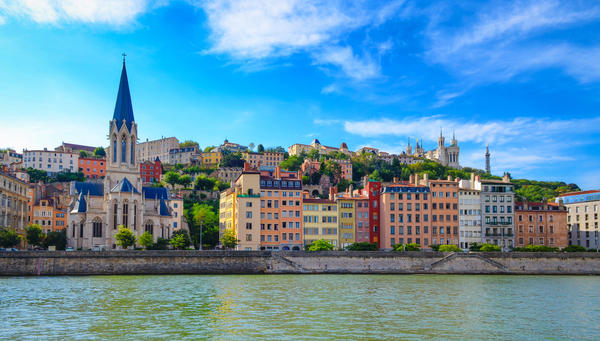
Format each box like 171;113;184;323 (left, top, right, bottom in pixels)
198;0;404;79
0;0;157;25
321;83;340;94
316;115;600;145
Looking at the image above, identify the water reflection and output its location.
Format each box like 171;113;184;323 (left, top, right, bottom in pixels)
0;275;599;340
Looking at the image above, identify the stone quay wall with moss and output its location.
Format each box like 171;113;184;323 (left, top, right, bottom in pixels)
1;251;599;276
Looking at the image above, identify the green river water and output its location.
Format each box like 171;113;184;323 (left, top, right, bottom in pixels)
0;275;599;340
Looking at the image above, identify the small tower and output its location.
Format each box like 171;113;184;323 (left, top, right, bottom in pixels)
406;137;412;155
485;141;491;174
438;126;445;148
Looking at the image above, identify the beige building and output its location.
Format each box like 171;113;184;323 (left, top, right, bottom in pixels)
303;198;339;248
169;146;200;165
558;190;600;249
474;175;515;250
217;167;243;184
22;149;78;175
458;181;482;250
288;139;350;157
0;149;22;167
55;143;97;154
242;151;284;168
136;136;179;163
1;170;30;232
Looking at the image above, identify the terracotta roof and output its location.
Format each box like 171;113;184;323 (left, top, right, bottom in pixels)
558;190;600;197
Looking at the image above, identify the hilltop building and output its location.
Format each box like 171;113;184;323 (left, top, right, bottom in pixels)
288;140;350;157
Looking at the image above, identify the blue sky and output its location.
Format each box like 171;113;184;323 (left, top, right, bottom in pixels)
1;0;599;189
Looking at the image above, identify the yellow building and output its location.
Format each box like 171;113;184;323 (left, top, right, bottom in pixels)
303;198;339;248
201;151;222;168
241;151;284;169
338;198;356;248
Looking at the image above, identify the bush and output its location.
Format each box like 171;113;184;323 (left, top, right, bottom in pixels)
429;244;440;251
588;248;599;252
307;240;334;251
346;242;378;251
511;245;559;252
438;244;462;252
562;245;587;252
479;244;502;252
392;243;421;251
147;238;171;250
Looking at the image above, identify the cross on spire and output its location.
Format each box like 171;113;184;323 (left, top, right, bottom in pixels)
122;53;127;63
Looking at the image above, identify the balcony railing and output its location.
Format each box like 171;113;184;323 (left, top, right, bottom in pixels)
485;233;514;237
488;221;512;226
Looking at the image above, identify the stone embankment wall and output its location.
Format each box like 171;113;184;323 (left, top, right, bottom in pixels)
1;251;599;276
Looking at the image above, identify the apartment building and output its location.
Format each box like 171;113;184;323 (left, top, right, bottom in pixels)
1;170;30;233
303;198;339;248
136;136;179;163
140;158;162;183
169;146;200;165
363;178;382;246
288;140;350;157
429;178;460;247
0;149;22;166
458;180;482;250
55;142;96;154
201;151;222;168
31;197;67;233
22;149;78;175
380;181;432;250
242;151;284;168
217;167;244;184
338;193;356;248
515;199;568;248
558;190;600;248
474;175;515;250
78;156;106;179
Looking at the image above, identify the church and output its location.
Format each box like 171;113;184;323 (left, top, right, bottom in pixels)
405;129;461;168
67;60;179;250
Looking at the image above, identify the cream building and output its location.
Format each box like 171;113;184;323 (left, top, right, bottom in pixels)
0;149;22;167
169;146;200;165
22;149;78;175
558;190;600;249
288;140;350;157
242;151;284;168
67;61;182;250
0;170;30;231
458;181;482;250
137;136;179;163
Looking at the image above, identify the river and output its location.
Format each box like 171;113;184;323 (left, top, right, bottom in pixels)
1;275;599;340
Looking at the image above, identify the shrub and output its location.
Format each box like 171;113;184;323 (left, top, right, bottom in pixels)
511;245;559;252
346;242;378;251
307;240;334;251
562;245;587;252
438;244;462;252
147;238;170;250
479;243;502;252
392;243;421;251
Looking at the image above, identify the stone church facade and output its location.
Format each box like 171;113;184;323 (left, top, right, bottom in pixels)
406;129;461;168
67;61;179;250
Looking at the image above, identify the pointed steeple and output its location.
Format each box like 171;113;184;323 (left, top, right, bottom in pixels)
408;137;410;146
112;57;135;132
453;130;455;140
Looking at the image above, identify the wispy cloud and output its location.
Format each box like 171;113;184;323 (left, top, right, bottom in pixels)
0;0;160;26
316;115;600;145
198;0;405;79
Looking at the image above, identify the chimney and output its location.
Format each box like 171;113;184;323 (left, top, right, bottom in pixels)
409;174;415;184
423;173;429;187
558;198;564;210
243;162;252;171
329;186;338;201
447;175;452;181
415;173;420;186
470;173;475;189
475;175;480;182
502;173;511;182
542;197;548;211
523;196;528;210
275;165;281;180
455;177;460;182
349;184;354;196
393;177;399;184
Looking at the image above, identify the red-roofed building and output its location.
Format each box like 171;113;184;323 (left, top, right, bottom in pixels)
140;158;162;183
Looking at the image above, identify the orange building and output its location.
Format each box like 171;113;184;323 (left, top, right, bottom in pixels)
31;197;68;233
515;200;568;248
140;157;162;183
78;156;106;179
429;178;460;247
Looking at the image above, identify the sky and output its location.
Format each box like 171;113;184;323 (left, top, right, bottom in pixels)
1;0;599;189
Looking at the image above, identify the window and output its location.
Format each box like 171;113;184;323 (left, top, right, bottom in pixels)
246;211;252;218
92;219;102;238
145;222;154;234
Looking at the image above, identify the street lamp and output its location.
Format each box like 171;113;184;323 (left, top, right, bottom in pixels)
198;221;203;250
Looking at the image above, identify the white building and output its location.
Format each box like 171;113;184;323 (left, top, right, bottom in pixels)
458;180;482;250
136;136;179;163
22;149;78;175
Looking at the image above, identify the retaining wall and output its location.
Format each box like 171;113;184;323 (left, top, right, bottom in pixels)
1;251;599;276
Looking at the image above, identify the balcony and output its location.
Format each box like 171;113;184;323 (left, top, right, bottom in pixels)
488;221;512;226
485;233;514;237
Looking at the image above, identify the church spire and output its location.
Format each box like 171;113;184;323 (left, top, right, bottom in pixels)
112;55;135;132
440;126;443;137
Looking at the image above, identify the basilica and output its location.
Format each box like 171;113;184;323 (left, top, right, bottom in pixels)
405;129;461;168
67;60;180;250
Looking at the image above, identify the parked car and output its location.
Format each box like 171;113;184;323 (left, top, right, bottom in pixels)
65;247;74;252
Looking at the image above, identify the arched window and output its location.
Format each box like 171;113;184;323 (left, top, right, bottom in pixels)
1;195;5;206
80;222;84;238
113;136;117;163
93;218;102;238
72;223;76;238
132;203;137;230
121;137;127;163
7;197;11;208
122;201;129;228
113;202;118;230
130;141;135;164
145;221;154;235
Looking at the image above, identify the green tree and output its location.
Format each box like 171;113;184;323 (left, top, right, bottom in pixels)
370;170;383;181
280;155;303;171
25;224;43;248
221;229;239;249
0;228;21;248
562;245;587;252
178;174;193;189
257;144;265;153
194;174;217;191
392;243;421;251
324;160;342;183
479;243;501;252
307;239;334;251
511;245;559;252
307;148;320;160
438;244;462;252
41;229;67;250
147;237;170;250
248;142;255;152
93;146;106;157
79;150;89;158
170;234;187;250
311;171;323;185
220;152;244;167
138;231;154;249
171;229;193;249
346;242;378;251
302;175;310;185
115;226;136;249
204;146;216;152
164;171;180;189
26;167;48;183
180;140;199;148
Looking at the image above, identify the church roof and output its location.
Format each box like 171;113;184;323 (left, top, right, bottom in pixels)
142;187;171;200
111;177;140;193
159;197;171;216
155;156;160;162
71;182;104;196
311;139;321;145
71;192;87;213
112;62;135;132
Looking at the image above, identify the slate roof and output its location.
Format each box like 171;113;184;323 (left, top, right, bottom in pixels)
112;62;135;132
142;187;171;200
111;177;140;194
71;192;87;213
71;182;104;196
159;197;171;216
